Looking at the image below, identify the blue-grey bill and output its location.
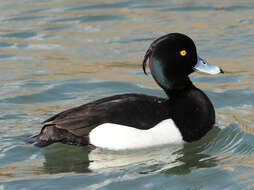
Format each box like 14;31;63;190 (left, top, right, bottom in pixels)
194;56;223;74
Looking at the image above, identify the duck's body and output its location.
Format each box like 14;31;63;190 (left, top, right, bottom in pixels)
28;85;215;150
27;33;223;150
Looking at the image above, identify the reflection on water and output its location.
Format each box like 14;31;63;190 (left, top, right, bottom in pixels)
1;0;254;189
165;127;221;175
43;144;91;174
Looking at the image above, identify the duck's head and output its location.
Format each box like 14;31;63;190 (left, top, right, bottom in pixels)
143;33;223;92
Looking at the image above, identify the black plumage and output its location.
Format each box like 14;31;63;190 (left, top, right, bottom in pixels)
27;33;222;148
27;94;170;147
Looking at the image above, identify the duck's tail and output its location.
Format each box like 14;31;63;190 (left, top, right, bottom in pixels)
25;133;54;148
25;125;89;148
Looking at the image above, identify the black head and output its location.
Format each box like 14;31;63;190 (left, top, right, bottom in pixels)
143;33;223;91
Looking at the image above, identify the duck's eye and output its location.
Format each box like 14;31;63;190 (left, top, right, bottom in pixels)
180;50;187;56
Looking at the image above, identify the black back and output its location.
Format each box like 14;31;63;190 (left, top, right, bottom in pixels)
43;94;172;136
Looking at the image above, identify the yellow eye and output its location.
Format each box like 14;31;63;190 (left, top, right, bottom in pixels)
180;50;187;56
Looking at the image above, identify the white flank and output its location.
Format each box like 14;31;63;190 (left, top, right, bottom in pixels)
89;119;183;150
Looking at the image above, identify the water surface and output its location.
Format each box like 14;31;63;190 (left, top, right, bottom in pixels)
1;0;254;189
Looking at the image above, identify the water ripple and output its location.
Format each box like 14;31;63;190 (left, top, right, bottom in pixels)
67;1;131;11
51;14;127;24
6;15;48;22
1;0;254;189
0;32;37;39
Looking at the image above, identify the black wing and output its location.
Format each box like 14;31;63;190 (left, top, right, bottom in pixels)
27;93;171;147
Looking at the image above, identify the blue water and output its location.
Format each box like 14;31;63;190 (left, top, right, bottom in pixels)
1;0;254;189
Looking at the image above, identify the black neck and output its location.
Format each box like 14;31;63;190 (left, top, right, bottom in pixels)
163;77;193;98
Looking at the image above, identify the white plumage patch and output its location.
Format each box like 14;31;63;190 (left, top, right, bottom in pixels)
89;119;183;150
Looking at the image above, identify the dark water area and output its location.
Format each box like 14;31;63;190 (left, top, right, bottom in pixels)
1;0;254;189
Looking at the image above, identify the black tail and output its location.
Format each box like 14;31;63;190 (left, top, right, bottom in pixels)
25;125;89;148
26;134;53;148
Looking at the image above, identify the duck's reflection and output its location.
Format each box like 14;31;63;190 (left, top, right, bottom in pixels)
41;127;221;174
163;126;221;175
42;144;91;174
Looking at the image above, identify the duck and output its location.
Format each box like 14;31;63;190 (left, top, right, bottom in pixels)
27;33;223;150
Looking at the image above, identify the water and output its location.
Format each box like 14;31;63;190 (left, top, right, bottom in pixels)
1;0;254;189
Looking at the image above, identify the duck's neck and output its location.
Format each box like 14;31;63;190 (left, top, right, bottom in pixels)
163;77;193;98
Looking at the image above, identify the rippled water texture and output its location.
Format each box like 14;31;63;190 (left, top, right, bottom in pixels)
1;0;254;189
